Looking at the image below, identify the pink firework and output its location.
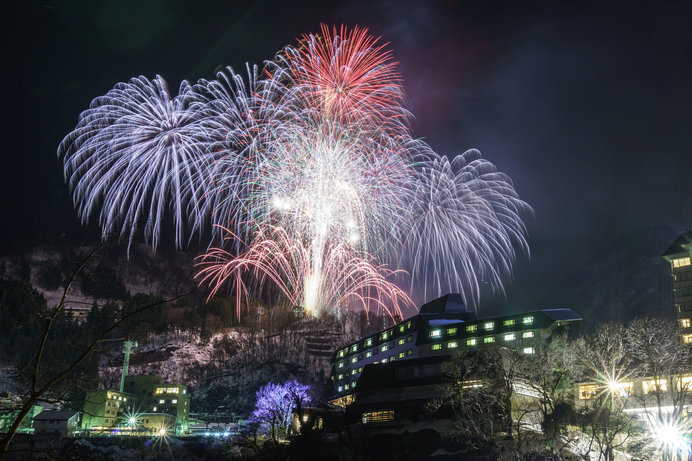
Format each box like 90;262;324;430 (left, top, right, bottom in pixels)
195;225;411;321
285;24;409;131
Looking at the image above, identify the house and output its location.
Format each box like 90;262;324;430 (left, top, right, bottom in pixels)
33;410;80;437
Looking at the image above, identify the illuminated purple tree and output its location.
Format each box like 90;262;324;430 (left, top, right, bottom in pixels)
251;380;311;440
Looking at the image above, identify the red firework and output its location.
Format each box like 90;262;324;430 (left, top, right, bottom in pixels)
286;24;409;130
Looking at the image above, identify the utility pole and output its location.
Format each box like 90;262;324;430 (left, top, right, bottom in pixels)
120;339;137;392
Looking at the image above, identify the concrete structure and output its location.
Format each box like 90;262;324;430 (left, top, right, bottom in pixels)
663;231;692;341
82;390;136;432
33;411;80;437
0;392;42;434
330;294;583;400
122;375;190;434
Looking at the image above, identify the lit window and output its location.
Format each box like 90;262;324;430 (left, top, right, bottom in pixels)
522;316;534;325
504;333;516;341
523;347;535;354
466;324;477;332
398;338;405;346
365;338;373;347
344;384;350;390
447;327;457;335
351;357;358;364
381;345;388;353
484;336;495;343
483;322;494;330
338;386;343;392
182;390;186;394
398;352;405;359
338;350;344;358
358;367;363;372
352;381;357;388
351;345;358;353
578;384;599;400
366;351;373;358
159;399;165;404
172;399;177;404
381;358;387;363
153;407;157;411
642;379;668;394
123;398;127;402
448;341;459;348
684;334;692;344
118;396;122;401
406;335;414;342
399;325;405;333
351;370;357;375
503;319;515;327
466;338;477;346
338;362;344;368
431;344;442;351
390;355;395;362
430;329;442;338
673;257;691;268
522;331;534;338
338;374;343;379
406;321;412;329
681;319;691;328
380;332;389;341
362;410;394;424
407;349;413;356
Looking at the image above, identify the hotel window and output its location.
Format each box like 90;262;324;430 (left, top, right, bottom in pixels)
351;345;358;353
523;347;535;354
352;381;357;388
466;324;477;332
407;349;413;356
338;386;343;392
338;374;343;379
642;379;668;394
503;319;515;327
172;399;177;404
447;327;457;335
430;329;442;338
448;341;459;349
338;350;344;358
431;344;442;351
365;338;373;347
398;338;405;346
344;384;350;390
358;367;363;372
681;319;691;328
153;407;157;411
522;331;534;339
483;322;494;330
338;362;345;368
380;332;389;341
673;257;691;268
351;357;358;364
504;333;516;341
159;399;165;404
407;335;414;342
523;316;534;325
390;355;395;362
351;369;357;375
484;336;495;343
399;325;405;333
381;358;387;363
684;334;692;344
398;352;405;359
362;410;394;424
466;338;477;346
366;351;373;358
381;345;388;353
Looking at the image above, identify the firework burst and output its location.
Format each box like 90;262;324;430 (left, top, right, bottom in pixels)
59;25;532;318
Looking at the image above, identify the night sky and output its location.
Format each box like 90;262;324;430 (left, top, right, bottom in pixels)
3;1;691;314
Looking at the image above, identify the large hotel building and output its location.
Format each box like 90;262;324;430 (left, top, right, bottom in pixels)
330;294;583;399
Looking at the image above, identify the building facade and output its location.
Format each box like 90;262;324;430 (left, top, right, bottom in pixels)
663;231;692;341
151;383;191;434
82;390;136;432
33;411;80;437
330;294;583;400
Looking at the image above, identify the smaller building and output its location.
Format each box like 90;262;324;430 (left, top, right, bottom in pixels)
82;390;136;433
33;411;80;437
151;383;191;434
